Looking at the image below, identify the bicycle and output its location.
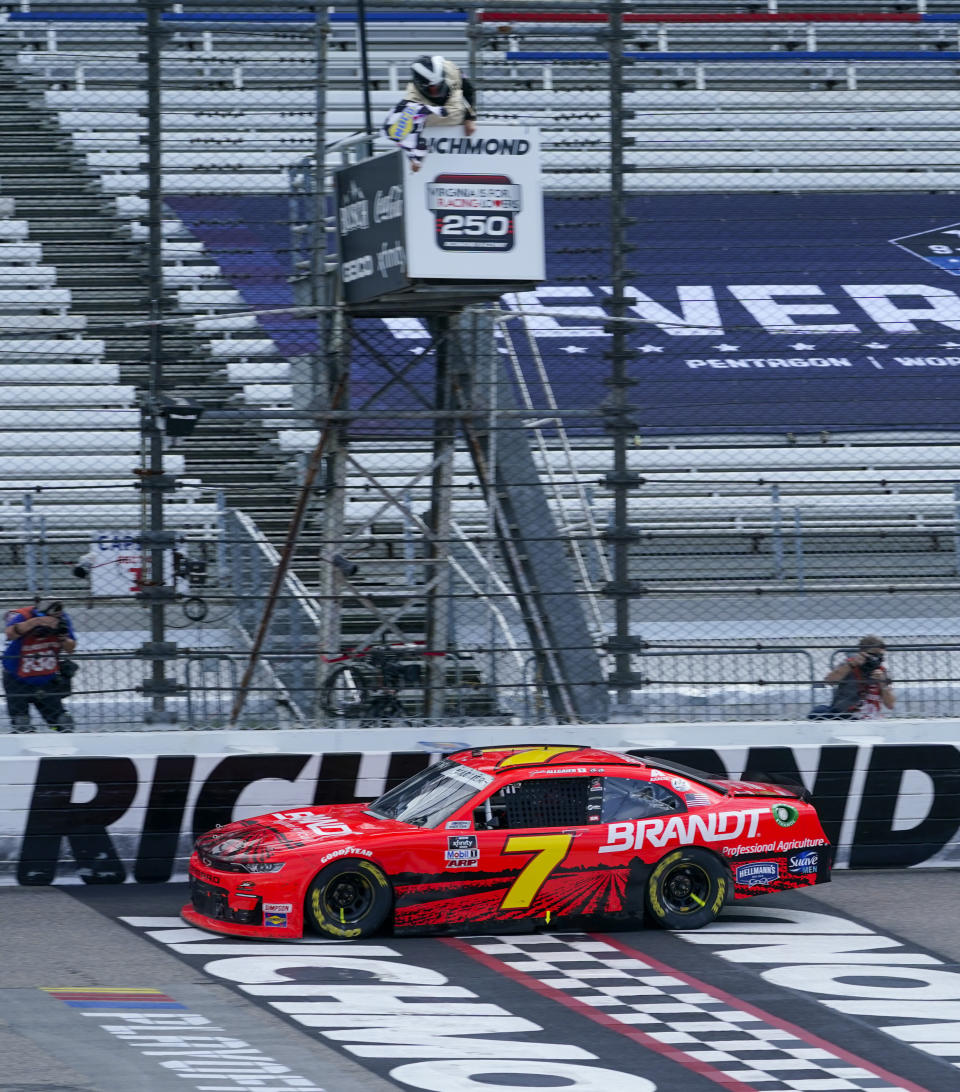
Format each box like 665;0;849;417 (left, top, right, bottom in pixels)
320;641;444;723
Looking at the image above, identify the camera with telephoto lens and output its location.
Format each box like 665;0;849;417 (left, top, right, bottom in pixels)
858;653;884;675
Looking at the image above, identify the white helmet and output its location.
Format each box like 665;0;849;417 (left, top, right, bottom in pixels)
411;54;450;104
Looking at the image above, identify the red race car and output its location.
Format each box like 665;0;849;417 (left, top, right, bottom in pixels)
182;744;832;941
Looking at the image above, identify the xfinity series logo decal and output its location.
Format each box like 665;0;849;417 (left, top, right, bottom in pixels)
891;222;960;276
427;173;519;252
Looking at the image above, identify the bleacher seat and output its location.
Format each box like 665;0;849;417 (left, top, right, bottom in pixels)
0;500;219;530
0;362;119;384
177;288;245;311
4;429;144;453
0;336;103;361
0;453;185;479
0;287;71;312
205;338;280;360
227;361;290;383
0;265;57;287
0;313;86;333
0;384;132;406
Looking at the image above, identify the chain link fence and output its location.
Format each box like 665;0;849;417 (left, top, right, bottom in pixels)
4;0;960;732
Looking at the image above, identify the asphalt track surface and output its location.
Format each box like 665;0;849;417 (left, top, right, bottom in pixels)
1;872;958;1092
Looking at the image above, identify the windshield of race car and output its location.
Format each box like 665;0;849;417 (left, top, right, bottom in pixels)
366;758;494;827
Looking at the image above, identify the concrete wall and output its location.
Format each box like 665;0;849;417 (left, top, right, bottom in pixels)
2;719;958;883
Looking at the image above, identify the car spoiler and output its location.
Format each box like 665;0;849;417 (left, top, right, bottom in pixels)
639;756;812;804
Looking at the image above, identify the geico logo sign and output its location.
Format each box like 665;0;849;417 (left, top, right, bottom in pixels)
342;255;374;283
599;807;766;854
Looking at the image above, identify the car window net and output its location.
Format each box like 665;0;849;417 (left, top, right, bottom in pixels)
500;777;590;828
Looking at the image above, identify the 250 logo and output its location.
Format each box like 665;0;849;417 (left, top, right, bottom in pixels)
427;174;520;253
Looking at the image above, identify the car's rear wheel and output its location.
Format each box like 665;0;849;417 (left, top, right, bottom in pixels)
646;847;727;930
305;859;393;939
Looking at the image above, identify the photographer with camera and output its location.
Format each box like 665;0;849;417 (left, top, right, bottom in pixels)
3;596;77;733
810;634;895;720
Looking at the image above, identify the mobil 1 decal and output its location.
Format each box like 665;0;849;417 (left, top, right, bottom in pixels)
676;904;960;1090
119;917;667;1092
427;173;520;253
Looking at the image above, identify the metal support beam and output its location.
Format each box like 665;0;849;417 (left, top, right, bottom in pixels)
229;375;347;726
455;310;608;722
602;0;642;701
142;0;174;721
425;316;455;718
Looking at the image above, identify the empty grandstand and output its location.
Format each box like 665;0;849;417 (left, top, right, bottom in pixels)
3;0;960;730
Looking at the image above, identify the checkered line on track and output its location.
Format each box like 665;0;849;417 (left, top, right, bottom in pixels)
457;933;912;1092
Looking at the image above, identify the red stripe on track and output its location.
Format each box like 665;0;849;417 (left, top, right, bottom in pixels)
443;936;760;1092
480;11;920;23
594;932;934;1092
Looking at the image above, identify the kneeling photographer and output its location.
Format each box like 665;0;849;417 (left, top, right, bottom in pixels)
810;634;895;720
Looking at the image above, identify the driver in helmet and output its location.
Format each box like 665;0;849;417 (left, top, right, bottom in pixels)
383;54;477;171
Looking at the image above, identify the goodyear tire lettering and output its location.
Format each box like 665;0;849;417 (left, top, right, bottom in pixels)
305;858;393;940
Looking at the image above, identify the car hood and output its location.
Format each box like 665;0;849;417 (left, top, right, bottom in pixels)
195;804;406;863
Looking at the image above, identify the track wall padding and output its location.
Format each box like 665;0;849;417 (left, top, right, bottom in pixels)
1;742;958;884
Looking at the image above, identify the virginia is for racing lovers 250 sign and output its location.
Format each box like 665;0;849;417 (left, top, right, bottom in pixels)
334;125;545;304
404;124;545;282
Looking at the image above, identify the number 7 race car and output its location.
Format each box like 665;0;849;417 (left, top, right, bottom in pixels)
182;745;832;941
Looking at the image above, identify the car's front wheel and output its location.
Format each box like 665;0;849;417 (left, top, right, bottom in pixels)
646;847;727;930
305;859;393;939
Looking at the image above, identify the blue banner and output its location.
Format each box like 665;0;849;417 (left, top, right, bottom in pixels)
170;191;960;435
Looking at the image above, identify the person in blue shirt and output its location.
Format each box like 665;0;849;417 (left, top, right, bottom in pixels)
3;597;77;733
